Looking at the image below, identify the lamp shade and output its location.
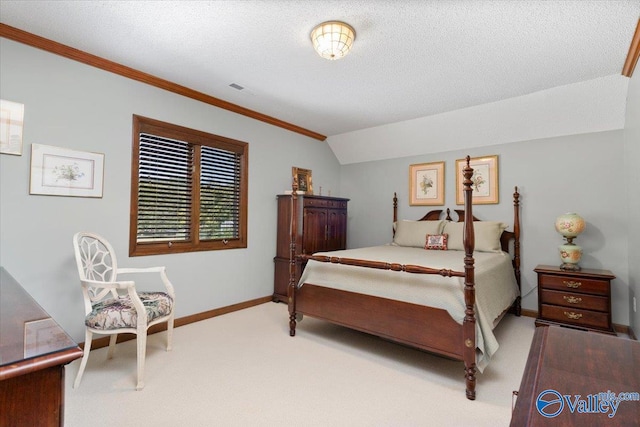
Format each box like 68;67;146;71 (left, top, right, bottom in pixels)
310;21;355;60
554;212;585;238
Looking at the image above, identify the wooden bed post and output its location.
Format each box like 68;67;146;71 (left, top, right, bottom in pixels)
462;155;477;400
288;178;299;337
513;186;522;316
392;192;398;237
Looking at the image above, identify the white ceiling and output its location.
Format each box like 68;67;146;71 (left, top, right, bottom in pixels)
1;1;639;139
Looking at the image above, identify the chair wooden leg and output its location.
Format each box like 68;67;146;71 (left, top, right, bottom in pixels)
166;315;174;351
74;330;93;388
136;332;147;390
107;334;117;360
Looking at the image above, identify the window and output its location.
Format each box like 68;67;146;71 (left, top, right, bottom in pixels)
130;115;248;256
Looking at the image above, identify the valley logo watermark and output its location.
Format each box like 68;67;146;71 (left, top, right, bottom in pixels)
536;389;640;419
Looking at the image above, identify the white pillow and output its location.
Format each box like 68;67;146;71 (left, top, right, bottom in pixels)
393;220;445;248
442;221;508;252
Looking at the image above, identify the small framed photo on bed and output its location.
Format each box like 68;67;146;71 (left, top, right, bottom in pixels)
292;167;313;195
456;155;498;205
409;161;444;206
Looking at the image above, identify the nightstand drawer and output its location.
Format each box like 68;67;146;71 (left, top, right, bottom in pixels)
540;304;610;330
538;274;608;296
539;289;608;312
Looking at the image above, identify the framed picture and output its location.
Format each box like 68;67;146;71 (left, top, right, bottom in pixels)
292;167;313;195
456;155;499;205
30;144;105;198
409;161;445;206
0;99;25;155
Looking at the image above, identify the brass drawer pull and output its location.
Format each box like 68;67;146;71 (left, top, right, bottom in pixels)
563;280;582;289
564;311;583;320
563;296;582;304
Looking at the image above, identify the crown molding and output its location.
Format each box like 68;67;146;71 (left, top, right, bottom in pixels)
622;18;640;77
0;23;326;141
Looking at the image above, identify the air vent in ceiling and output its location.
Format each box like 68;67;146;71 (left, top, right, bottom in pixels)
229;83;244;90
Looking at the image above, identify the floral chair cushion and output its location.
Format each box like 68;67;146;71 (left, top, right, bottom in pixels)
85;292;173;330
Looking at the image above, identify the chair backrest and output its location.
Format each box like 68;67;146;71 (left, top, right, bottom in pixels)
73;232;120;306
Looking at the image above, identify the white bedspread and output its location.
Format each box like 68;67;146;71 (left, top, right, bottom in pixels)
298;245;519;372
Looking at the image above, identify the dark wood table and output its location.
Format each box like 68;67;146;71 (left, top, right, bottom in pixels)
0;267;83;427
511;325;639;426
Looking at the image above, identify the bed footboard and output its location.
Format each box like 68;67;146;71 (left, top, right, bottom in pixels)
288;156;479;400
295;284;465;358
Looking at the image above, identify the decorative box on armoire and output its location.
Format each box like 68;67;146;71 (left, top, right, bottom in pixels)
273;194;349;303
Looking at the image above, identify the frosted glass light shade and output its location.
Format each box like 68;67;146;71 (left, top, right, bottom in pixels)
310;21;355;60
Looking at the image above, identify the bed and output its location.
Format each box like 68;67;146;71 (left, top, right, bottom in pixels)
286;156;521;400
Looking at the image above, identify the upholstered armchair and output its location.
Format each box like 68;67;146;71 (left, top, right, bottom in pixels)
72;232;175;390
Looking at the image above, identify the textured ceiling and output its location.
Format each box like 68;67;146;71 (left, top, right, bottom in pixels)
1;1;639;138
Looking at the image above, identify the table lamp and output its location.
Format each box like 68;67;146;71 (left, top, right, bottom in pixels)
555;212;585;271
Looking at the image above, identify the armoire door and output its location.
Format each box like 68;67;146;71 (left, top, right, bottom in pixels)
326;208;347;251
303;207;328;254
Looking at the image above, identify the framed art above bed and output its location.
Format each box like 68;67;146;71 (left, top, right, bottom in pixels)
409;161;444;206
455;155;498;205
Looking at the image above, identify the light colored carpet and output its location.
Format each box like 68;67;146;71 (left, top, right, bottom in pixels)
64;302;535;426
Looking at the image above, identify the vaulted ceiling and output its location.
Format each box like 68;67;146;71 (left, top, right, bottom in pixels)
1;1;638;141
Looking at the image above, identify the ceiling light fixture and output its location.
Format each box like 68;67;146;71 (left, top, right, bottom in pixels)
310;21;356;60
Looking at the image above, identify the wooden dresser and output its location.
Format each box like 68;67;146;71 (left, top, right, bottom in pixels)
534;265;616;334
0;267;83;427
273;194;349;303
511;325;639;426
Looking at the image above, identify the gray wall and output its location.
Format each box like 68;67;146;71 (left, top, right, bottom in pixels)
340;130;631;326
0;39;342;342
624;70;640;336
1;36;637;342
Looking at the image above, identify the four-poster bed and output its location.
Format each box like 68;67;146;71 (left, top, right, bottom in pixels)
286;156;521;400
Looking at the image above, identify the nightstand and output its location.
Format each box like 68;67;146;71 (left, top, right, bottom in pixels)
534;265;616;335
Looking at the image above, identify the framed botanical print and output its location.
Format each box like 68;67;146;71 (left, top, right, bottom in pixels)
455;155;498;205
30;144;105;198
409;161;444;206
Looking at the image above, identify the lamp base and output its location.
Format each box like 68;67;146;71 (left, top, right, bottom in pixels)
560;263;581;271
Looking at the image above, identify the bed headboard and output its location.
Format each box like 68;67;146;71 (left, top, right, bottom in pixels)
392;188;520;253
392;187;521;300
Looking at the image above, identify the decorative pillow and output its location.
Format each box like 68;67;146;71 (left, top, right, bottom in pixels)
393;220;445;247
442;221;508;252
425;234;448;250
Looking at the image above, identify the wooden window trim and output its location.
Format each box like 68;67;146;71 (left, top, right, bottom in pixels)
130;115;248;256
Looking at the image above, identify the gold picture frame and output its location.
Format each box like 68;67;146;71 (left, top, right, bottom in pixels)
292;167;313;195
409;161;445;206
455;155;499;205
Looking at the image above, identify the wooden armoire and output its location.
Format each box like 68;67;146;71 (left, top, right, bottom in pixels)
273;194;349;303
